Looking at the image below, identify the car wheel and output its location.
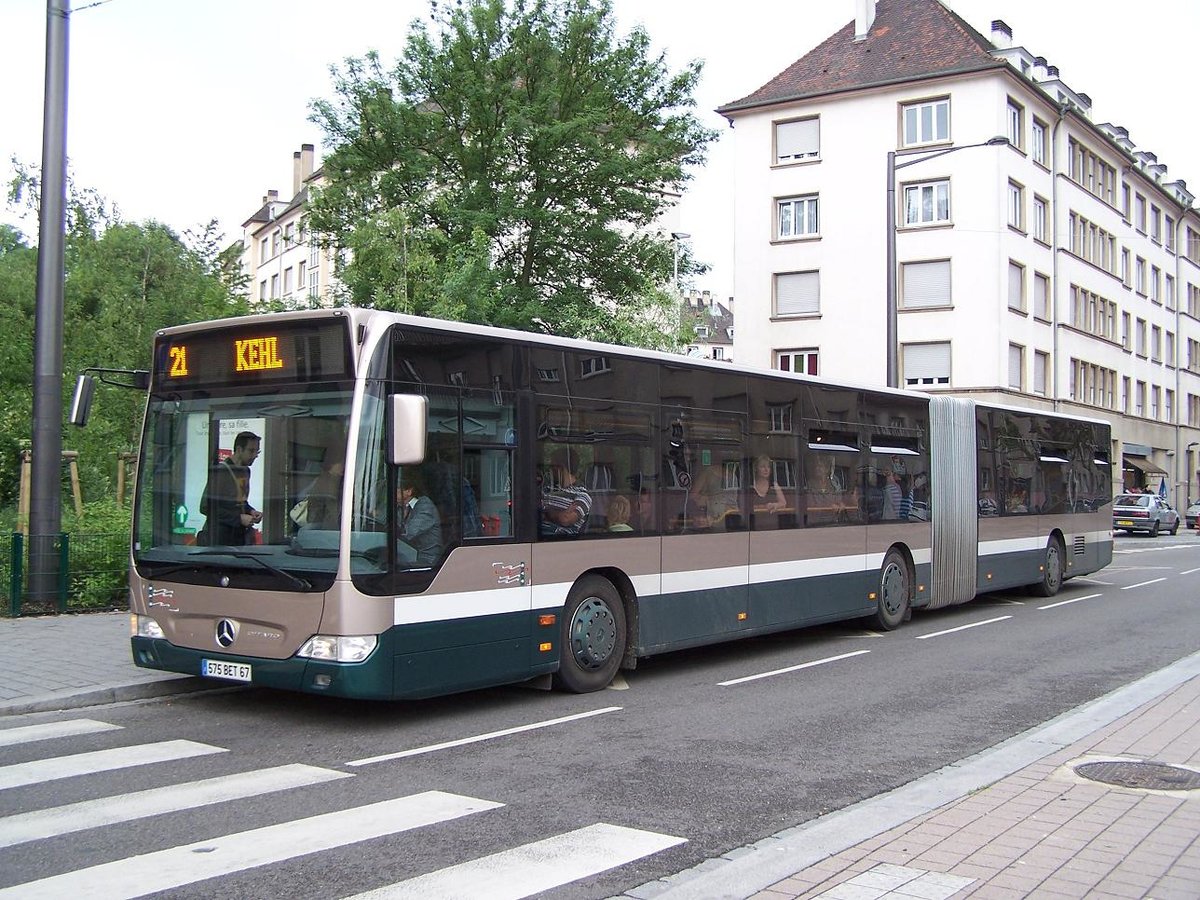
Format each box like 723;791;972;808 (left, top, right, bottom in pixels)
554;575;626;693
1150;520;1160;537
1170;520;1179;536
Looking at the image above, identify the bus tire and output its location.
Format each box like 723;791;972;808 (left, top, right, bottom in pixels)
874;549;910;631
1029;537;1064;597
555;576;627;693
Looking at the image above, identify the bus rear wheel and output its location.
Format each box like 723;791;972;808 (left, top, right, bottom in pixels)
874;549;910;631
1029;537;1064;597
555;576;627;693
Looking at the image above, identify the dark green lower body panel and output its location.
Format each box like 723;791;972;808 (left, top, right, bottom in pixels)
133;609;560;701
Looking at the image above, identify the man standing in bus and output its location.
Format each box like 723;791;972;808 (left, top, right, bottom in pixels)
198;431;263;545
539;447;592;536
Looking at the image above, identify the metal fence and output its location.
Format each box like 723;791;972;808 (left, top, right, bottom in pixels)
4;532;131;617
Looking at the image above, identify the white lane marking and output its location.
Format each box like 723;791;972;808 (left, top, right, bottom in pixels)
346;707;621;767
347;822;686;900
1067;578;1114;585
1038;592;1103;611
0;791;502;900
0;740;224;791
914;616;1012;640
718;650;871;687
0;719;120;748
1121;578;1168;591
1181;567;1200;576
0;764;351;849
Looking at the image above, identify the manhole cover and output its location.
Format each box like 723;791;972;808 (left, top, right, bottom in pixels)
1074;761;1200;791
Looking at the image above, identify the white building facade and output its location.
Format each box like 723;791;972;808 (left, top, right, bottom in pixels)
720;0;1200;503
240;144;339;308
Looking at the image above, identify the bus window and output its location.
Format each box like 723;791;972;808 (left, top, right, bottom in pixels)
804;429;862;526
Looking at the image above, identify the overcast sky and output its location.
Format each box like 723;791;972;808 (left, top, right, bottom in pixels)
2;0;1196;300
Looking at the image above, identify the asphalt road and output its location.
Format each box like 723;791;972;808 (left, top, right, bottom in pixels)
2;532;1198;899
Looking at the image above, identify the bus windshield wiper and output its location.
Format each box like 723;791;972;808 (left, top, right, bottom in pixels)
190;549;314;591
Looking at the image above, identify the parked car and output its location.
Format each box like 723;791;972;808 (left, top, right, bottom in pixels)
1186;501;1200;531
1112;494;1180;536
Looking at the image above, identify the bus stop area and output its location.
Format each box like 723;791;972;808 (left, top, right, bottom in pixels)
1;612;1197;899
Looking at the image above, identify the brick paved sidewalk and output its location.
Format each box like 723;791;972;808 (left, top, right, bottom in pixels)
753;670;1200;900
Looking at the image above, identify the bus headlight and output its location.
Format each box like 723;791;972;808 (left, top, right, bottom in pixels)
132;615;164;639
297;634;378;663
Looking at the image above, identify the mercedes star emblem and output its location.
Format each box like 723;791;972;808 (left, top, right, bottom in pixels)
216;619;237;648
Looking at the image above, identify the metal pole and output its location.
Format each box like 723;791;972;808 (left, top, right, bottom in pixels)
885;150;898;389
30;0;71;605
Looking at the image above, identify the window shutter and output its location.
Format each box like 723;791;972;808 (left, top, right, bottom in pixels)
775;272;819;316
1008;262;1024;309
901;261;950;308
1008;345;1022;388
776;119;819;161
1034;353;1047;394
903;343;950;382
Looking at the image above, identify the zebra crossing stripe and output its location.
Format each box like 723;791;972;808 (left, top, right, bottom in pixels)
0;740;224;791
0;791;502;900
0;719;121;748
0;763;351;849
345;822;687;900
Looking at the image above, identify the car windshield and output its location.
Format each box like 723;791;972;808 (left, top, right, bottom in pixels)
1114;494;1150;507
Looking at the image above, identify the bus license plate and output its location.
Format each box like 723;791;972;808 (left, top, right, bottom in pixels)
201;659;252;682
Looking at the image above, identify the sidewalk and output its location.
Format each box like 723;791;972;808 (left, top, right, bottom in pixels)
636;651;1200;900
0;611;206;715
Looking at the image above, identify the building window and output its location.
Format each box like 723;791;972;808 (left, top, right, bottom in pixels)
578;356;612;378
776;349;819;375
1008;344;1024;390
777;195;820;238
271;230;280;257
1134;194;1147;233
1067;211;1115;273
1033;272;1050;320
1150;205;1162;243
1151;265;1161;304
712;346;725;360
1166;274;1176;310
1135;257;1147;295
1121;312;1131;350
1151;386;1160;420
1032;196;1047;243
1166;389;1175;423
1121;377;1130;414
1069;285;1117;341
283;223;294;248
1165;216;1175;253
1122;184;1131;219
900;260;950;308
258;279;267;301
1167;331;1176;367
774;271;820;317
259;238;269;264
1031;118;1047;166
1121;248;1130;287
1007;181;1024;230
1008;261;1025;311
283;267;293;297
902;342;951;387
1006;99;1023;150
901;97;949;146
1191;284;1200;319
1067;138;1116;205
1136;318;1147;357
767;402;794;433
1135;381;1145;417
1189;227;1200;264
1152;325;1162;362
775;117;820;163
1033;350;1048;395
903;180;950;225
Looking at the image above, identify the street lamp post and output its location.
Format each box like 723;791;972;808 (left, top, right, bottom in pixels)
885;136;1009;388
671;231;691;294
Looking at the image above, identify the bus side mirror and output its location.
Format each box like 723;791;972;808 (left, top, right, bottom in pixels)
69;374;96;427
389;394;428;466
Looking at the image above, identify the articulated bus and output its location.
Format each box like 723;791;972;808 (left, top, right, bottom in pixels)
126;309;1113;699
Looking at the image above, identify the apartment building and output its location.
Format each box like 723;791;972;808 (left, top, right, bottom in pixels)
717;0;1200;501
240;144;338;308
682;290;735;362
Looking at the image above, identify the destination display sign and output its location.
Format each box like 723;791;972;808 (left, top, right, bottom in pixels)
154;320;352;388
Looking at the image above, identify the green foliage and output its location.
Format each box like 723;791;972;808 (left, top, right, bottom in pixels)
309;0;714;349
1;172;249;508
63;499;133;610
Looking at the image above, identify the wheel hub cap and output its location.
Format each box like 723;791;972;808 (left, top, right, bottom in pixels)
571;597;616;670
881;564;905;616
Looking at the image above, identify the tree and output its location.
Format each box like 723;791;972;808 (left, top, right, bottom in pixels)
1;175;247;507
309;0;715;347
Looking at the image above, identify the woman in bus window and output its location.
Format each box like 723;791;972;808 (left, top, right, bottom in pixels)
751;454;786;514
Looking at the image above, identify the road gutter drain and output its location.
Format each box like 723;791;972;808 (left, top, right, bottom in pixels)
1074;761;1200;791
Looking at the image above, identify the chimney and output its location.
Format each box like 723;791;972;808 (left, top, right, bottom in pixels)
990;19;1012;50
292;152;303;196
1032;56;1048;81
293;144;316;195
854;0;876;41
1046;65;1060;79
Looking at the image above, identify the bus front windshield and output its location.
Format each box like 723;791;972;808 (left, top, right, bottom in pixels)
133;382;379;591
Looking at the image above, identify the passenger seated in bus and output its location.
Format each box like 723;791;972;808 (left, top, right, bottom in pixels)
690;464;739;530
293;459;344;530
607;495;635;532
396;470;443;566
539;448;591;536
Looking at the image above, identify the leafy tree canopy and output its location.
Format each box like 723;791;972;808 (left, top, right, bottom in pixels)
309;0;715;348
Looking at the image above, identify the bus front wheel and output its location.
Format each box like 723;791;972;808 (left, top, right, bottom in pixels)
874;549;910;631
555;576;627;693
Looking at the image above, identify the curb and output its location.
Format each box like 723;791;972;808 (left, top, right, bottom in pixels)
0;676;215;717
